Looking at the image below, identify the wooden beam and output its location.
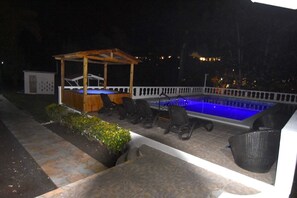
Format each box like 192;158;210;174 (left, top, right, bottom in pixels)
83;56;88;112
86;55;132;64
56;58;123;65
61;58;65;102
104;63;107;89
113;50;140;64
129;63;134;98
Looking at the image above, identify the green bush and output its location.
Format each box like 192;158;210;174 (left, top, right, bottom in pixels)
45;103;68;122
45;103;131;153
88;122;131;153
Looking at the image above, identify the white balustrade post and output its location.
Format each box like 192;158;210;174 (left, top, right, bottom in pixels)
274;93;278;101
58;86;62;104
133;87;138;99
203;73;208;94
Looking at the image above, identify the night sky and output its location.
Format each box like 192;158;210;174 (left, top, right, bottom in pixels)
1;0;297;90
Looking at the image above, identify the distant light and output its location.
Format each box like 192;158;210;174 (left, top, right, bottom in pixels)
251;0;297;9
135;56;139;59
198;56;221;62
220;78;223;81
232;69;235;72
178;67;180;70
160;56;164;60
199;57;206;61
1;61;4;64
168;56;172;59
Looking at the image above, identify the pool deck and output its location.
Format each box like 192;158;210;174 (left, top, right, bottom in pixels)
94;112;277;188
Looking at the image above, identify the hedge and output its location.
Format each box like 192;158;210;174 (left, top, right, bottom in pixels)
45;103;131;153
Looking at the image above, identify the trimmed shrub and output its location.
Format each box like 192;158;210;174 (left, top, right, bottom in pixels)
45;103;131;153
88;122;131;153
45;103;68;122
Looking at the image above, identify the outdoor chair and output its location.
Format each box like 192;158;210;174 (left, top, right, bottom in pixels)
228;129;281;173
120;97;138;122
252;111;291;131
133;99;159;128
165;105;206;140
98;94;118;116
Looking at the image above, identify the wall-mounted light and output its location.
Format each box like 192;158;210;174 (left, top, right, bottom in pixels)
251;0;297;9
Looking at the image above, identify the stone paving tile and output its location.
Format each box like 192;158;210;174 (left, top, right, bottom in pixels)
0;96;107;188
96;113;277;185
39;145;259;198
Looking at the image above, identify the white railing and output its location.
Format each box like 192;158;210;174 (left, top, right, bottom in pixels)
58;86;204;103
275;110;297;198
204;87;297;104
131;86;204;99
58;86;297;105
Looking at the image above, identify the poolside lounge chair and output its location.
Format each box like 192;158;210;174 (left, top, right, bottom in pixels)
133;99;159;128
228;129;281;173
120;97;138;122
164;105;199;140
98;94;118;115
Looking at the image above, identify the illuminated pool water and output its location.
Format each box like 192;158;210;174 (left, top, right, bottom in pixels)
76;89;117;95
153;96;274;121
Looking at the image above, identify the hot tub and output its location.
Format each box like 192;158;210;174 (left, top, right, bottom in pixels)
76;89;118;95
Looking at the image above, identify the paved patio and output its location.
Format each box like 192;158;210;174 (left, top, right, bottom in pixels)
94;112;277;185
39;145;260;198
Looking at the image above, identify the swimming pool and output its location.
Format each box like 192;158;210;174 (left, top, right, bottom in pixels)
150;95;275;127
76;89;118;95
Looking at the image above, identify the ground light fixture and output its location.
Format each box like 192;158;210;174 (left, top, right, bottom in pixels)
251;0;297;9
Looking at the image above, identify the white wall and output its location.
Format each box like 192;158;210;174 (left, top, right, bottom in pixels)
24;71;55;95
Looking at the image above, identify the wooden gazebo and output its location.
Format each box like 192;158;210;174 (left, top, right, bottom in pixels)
53;48;140;112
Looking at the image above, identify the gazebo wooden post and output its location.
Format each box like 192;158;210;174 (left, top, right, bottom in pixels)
60;58;65;103
103;63;108;89
129;63;134;98
83;56;88;112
